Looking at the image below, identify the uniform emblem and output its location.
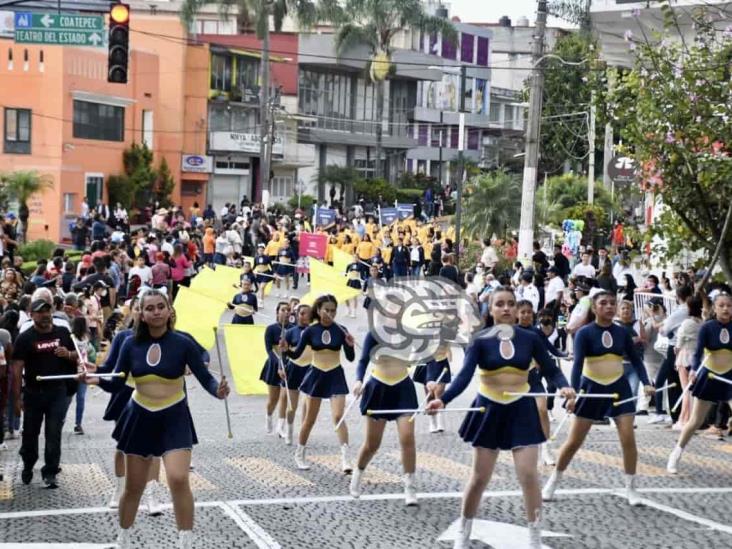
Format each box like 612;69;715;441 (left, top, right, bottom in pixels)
721;328;730;345
321;329;331;345
499;339;516;360
146;343;162;367
602;331;614;349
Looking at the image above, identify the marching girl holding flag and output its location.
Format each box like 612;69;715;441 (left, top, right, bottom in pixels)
426;286;574;549
282;294;355;472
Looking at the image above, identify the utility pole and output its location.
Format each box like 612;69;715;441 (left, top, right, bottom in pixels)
587;92;596;204
517;0;547;262
438;110;444;189
455;64;467;263
259;1;272;203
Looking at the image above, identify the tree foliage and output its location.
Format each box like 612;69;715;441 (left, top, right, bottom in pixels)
109;144;175;211
461;170;522;241
0;170;53;241
609;5;732;278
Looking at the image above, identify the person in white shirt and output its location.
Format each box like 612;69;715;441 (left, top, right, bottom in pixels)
544;266;566;309
516;272;540;313
226;225;243;255
480;238;499;271
128;256;153;287
572;251;596;279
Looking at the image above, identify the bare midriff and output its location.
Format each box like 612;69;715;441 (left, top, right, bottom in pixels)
705;349;732;375
132;375;185;410
372;357;410;385
477;366;530;404
582;354;623;385
291;346;312;367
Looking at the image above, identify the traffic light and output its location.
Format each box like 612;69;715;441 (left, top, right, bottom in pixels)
107;3;130;83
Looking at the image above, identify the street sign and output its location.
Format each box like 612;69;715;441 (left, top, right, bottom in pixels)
607;155;637;185
14;12;105;47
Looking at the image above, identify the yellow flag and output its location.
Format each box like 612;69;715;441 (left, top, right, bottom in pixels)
190;267;237;304
223;324;269;395
309;258;348;284
214;265;242;287
332;247;352;275
173;286;225;350
308;259;361;304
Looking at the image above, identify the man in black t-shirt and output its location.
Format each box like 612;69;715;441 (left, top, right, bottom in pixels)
72;256;116;318
14;299;78;489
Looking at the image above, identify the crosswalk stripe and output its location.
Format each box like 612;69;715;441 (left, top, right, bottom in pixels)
309;455;401;484
573;449;667;477
644;446;732;472
408;451;503;481
226;457;314;487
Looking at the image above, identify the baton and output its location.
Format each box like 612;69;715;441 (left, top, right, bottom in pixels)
213;327;234;439
504;391;619;399
613;383;676;407
367;406;486;416
409;367;448;422
36;372;125;381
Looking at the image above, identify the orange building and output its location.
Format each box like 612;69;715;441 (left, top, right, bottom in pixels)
0;6;213;242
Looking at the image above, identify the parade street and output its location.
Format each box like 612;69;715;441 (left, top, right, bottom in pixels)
0;300;731;549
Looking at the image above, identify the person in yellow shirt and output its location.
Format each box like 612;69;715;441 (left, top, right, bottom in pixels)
264;233;281;261
325;235;337;265
356;235;375;264
365;218;377;239
341;235;356;256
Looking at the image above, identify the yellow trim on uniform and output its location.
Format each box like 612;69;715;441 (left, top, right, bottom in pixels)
132;389;185;411
478;366;526;377
311;349;342;372
254;264;271;273
134;374;185;386
704;349;732;375
582;353;623;385
371;366;409;385
478;381;530;404
347;270;360;280
291;346;313;366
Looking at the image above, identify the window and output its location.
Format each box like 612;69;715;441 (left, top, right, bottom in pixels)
210;53;232;92
4;107;31;154
477;37;489;66
236;56;259;92
389;80;415;137
354;158;376;179
63;193;76;214
181;182;202;197
489;102;501;124
73;100;124;141
298;69;353;131
141;110;153;147
460;33;474;63
271;175;293;198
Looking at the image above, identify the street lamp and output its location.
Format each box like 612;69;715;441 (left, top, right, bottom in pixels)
428;65;467;263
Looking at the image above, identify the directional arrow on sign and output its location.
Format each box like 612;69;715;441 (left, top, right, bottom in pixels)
438;518;571;549
89;33;102;45
40;14;53;28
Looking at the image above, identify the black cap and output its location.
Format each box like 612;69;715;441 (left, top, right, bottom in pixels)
547;266;559;274
31;299;52;312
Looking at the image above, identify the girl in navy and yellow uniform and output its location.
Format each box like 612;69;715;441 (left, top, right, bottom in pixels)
668;292;732;474
283;294;355;472
274;238;295;297
90;289;229;549
259;302;292;434
412;342;452;433
253;245;273;304
543;290;652;508
275;304;313;445
240;261;258;293
345;254;362;318
427;287;574;549
229;278;258;325
350;332;419;505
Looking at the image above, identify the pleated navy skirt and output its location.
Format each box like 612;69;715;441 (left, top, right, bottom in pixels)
282;362;310;389
299;366;348;398
259;359;282;387
103;385;134;422
413;359;451;385
458;394;545;451
360;376;418;421
691;368;732;403
113;399;198;458
574;376;634;420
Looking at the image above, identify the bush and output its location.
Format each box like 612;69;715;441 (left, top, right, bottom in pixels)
353;178;397;204
19;239;56;262
395;188;424;202
288;194;316;213
107;175;134;210
458;240;482;272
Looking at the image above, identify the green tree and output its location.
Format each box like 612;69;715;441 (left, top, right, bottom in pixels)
0;170;53;242
155;158;176;207
610;6;732;278
109;143;174;212
317;164;360;205
461;170;522;241
320;0;456;180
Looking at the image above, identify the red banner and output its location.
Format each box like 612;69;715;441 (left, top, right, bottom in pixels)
298;232;327;259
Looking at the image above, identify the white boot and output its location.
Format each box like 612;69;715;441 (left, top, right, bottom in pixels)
350;468;363;499
528;511;542;548
403;473;418;506
294;445;311;470
435;413;445;433
626;474;641;506
453;516;473;549
341;443;353;473
276;418;286;439
667;445;683;474
109;476;124;509
145;482;162;516
542;470;563;502
116;527;131;549
429;414;439;433
285;422;294;446
178;530;193;549
265;414;274;434
541;443;556;466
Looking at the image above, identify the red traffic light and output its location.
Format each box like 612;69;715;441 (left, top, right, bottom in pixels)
110;3;130;24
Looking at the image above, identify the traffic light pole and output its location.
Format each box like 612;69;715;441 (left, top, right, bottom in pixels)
259;4;272;204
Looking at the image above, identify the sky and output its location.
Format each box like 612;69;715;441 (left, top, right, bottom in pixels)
448;0;574;27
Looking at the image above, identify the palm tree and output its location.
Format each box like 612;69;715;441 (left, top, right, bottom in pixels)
181;0;317;197
320;0;456;180
461;170;521;241
0;170;53;243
